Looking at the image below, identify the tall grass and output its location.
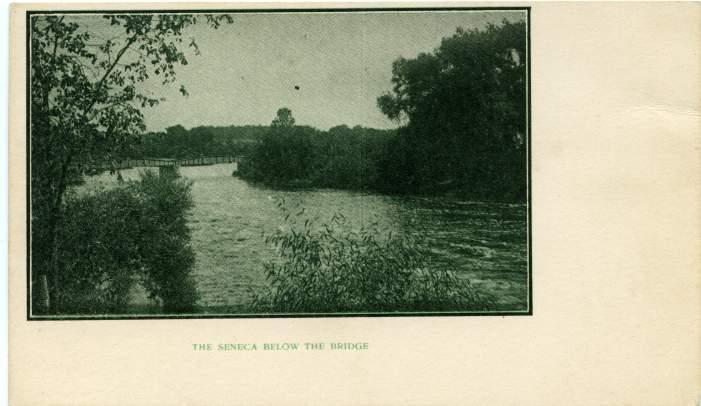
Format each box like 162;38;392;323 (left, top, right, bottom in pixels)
253;200;494;313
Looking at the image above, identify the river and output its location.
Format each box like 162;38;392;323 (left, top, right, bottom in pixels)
84;163;529;312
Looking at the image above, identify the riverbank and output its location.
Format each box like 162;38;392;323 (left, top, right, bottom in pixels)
234;168;527;204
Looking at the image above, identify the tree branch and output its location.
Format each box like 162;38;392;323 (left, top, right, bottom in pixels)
85;35;138;114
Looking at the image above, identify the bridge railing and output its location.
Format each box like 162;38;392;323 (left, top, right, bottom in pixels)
76;156;243;172
141;156;241;167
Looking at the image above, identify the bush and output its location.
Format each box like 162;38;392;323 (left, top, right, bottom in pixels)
253;201;494;313
56;187;144;313
132;170;197;313
55;169;197;314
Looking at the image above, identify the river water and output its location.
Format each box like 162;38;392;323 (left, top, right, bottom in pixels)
84;163;529;312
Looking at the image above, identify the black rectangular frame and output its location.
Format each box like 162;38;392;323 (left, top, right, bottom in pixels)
26;6;532;320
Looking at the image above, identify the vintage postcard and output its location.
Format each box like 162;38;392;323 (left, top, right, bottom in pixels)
7;2;700;405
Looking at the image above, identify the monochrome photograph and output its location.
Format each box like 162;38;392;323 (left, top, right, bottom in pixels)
27;8;530;317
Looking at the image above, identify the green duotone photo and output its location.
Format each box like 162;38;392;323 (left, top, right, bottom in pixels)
27;8;531;319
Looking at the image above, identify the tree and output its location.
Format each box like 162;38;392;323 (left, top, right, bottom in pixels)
376;20;527;200
271;107;295;128
30;14;232;313
188;126;215;157
164;125;188;157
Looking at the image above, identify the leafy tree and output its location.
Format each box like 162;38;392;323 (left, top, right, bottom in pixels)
241;108;310;183
271;107;295;128
376;20;527;200
30;14;232;313
236;117;396;191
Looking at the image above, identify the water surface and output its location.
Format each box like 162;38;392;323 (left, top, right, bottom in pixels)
84;163;528;312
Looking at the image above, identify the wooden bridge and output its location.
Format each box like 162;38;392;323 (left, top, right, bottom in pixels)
89;156;242;171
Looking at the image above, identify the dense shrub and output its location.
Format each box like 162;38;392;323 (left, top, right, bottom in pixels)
56;187;144;313
55;169;197;314
253;201;494;313
131;170;197;312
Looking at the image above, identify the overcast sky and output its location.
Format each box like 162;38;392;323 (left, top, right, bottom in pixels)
87;10;526;131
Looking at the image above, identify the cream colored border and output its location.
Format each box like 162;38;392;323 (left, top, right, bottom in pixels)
9;3;701;405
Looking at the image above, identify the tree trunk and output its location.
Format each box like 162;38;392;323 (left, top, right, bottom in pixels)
35;274;50;313
45;155;71;313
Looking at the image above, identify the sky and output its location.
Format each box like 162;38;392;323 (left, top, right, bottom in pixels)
83;10;526;132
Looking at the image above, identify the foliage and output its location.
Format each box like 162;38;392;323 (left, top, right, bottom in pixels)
238;20;527;202
56;187;144;313
235;108;301;184
237;128;317;186
236;109;396;190
376;20;528;201
54;170;197;314
271;107;295;128
307;125;390;189
253;200;494;313
30;14;231;312
130;125;269;159
130;170;198;312
134;116;396;190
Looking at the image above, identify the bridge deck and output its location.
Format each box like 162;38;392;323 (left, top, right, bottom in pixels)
82;156;241;171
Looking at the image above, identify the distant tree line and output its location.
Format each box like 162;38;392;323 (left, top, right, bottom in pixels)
237;20;528;202
130;118;398;191
130;124;269;158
